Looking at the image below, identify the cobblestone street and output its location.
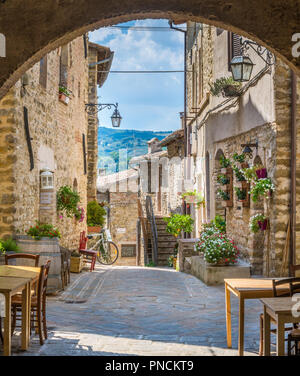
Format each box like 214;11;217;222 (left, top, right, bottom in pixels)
3;266;265;356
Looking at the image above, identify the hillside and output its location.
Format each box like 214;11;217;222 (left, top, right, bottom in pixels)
98;127;172;173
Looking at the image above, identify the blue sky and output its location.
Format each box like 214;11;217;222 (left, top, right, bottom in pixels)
89;19;184;132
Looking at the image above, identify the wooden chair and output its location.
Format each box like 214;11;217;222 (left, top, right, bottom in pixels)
60;246;71;290
0;253;40;344
79;231;97;272
259;277;300;356
5;253;40;267
287;279;300;355
290;264;300;277
11;260;51;345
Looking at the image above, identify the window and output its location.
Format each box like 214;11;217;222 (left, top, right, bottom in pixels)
192;63;197;109
228;32;241;70
59;45;69;87
39;55;47;88
198;49;203;103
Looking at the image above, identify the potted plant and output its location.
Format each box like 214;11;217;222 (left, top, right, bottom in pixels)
26;222;61;240
232;165;246;182
250;178;275;202
58;86;71;104
0;237;20;263
57;185;81;219
70;250;84;273
195;223;239;266
219;155;231;169
233;153;246;164
217;174;230;185
235;187;247;201
210;77;242;98
87;200;106;233
217;189;230;201
250;214;269;233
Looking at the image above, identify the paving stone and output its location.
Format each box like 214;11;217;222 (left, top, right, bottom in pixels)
1;265;264;356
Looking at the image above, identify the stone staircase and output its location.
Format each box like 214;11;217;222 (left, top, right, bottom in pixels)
154;216;177;266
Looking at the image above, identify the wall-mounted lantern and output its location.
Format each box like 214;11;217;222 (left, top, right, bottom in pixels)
40;167;54;190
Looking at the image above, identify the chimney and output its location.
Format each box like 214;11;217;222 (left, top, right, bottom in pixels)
147;137;162;154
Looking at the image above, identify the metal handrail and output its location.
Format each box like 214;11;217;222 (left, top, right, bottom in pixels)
145;196;158;265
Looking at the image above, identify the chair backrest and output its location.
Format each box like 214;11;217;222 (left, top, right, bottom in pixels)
289;277;300;296
5;253;40;267
79;231;87;250
37;260;51;302
272;278;297;297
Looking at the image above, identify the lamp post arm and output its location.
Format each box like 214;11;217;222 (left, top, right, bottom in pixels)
240;38;276;66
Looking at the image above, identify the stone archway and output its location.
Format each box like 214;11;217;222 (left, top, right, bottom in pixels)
0;0;299;99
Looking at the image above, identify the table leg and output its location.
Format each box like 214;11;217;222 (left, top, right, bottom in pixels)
225;283;232;348
238;296;245;356
3;292;11;356
21;282;30;350
276;317;285;356
263;305;271;356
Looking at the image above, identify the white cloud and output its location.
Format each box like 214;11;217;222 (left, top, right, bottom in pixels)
89;19;184;131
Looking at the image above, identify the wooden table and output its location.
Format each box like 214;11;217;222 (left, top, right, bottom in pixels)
261;297;300;356
224;278;290;356
0;265;40;356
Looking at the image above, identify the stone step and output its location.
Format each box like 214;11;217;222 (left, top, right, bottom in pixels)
157;248;176;254
157;241;177;248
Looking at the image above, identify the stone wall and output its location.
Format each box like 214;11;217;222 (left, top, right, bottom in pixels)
0;37;91;250
108;192;139;266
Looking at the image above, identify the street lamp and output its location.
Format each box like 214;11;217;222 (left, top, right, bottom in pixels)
230;38;275;82
85;102;122;128
241;140;259;160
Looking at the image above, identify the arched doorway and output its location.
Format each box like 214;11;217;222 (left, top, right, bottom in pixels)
0;1;299;98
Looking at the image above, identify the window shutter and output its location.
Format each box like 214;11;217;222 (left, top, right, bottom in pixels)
82;134;87;175
83;34;88;59
228;32;241;70
39;55;47;88
23;107;34;171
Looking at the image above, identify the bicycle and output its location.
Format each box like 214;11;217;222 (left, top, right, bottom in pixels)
87;228;119;265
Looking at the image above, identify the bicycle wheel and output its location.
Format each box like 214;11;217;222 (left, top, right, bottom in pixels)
97;241;119;265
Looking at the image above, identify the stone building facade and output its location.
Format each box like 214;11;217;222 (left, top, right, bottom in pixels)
185;22;300;276
0;36;113;251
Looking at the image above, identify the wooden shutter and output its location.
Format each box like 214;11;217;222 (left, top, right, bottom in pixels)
228;32;241;70
23;107;34;171
39;55;47;88
82;133;87;175
83;34;88;59
59;45;68;87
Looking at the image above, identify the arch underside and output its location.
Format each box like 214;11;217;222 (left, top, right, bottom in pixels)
0;0;299;99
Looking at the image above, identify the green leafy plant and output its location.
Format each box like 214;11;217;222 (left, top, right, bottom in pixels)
26;222;61;240
219;156;231;168
59;86;71;96
217;189;230;201
217;174;230;185
212;215;226;233
163;214;194;238
233;153;246;163
0;238;20;253
242;166;259;183
0;241;5;255
232;165;246;182
250;178;275;202
235;187;247;200
209;77;241;97
57;185;81;218
249;214;268;233
195;224;239;265
145;261;156;267
168;255;175;267
87;201;106;227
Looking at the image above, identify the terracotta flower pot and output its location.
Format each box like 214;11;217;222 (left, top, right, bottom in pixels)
87;226;102;234
59;93;70;105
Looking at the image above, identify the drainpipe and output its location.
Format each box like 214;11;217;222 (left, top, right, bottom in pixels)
169;21;187;216
290;70;297;276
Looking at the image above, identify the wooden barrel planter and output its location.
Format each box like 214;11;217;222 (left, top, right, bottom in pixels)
15;235;62;294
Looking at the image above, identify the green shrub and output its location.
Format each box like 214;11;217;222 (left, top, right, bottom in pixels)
87;201;106;227
26;222;61;240
0;238;20;253
163;214;194;238
212;215;226;233
57;185;81;218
